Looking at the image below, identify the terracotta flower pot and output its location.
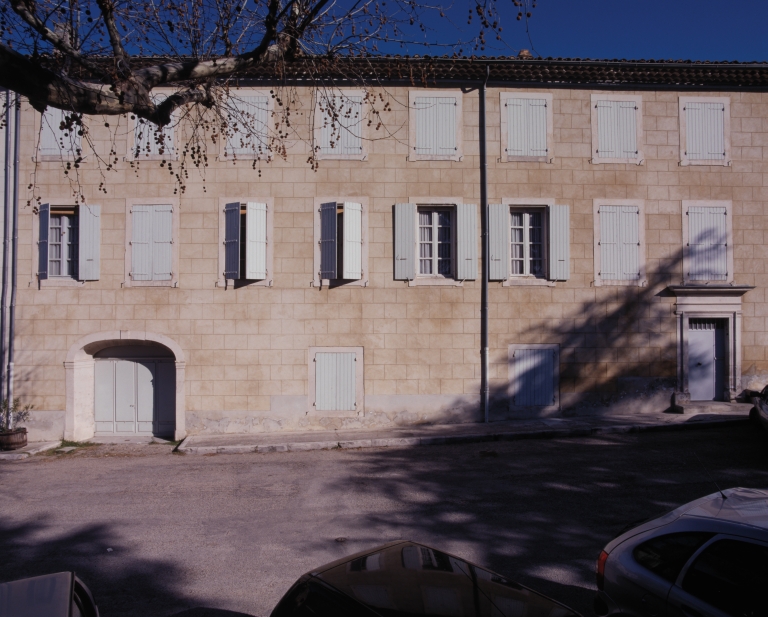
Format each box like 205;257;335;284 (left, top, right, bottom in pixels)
0;427;27;451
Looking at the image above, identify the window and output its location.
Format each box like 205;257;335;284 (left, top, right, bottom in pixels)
682;201;733;284
508;344;560;410
308;347;364;414
500;93;553;162
125;199;179;287
409;91;462;161
633;532;714;583
132;94;176;160
313;199;368;287
37;203;100;283
418;208;453;277
223;91;270;159
679;97;731;166
593;199;646;287
219;199;273;287
590;94;643;164
511;210;544;277
39;107;81;158
314;91;365;160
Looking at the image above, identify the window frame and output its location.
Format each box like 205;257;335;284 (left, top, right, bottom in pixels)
593;198;647;287
408;89;463;162
32;202;85;288
313;89;367;161
681;200;733;285
307;346;365;416
219;88;272;161
48;208;79;279
678;96;731;167
406;197;466;287
417;206;456;280
217;197;274;288
128;90;179;162
312;197;369;288
590;94;644;165
499;92;554;163
124;198;180;288
501;198;556;287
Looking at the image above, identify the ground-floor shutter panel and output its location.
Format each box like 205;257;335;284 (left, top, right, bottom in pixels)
513;348;556;406
688;206;727;280
224;201;241;279
319;201;337;279
548;205;570;281
78;204;100;281
488;204;510;281
456;203;478;280
245;201;267;279
315;352;356;411
152;206;173;281
599;206;640;281
131;205;152;280
342;202;363;279
94;361;114;432
619;206;640;280
38;203;50;280
394;203;416;280
136;362;155;433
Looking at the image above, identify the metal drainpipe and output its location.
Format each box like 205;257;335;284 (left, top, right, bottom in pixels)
0;90;11;404
6;93;19;401
480;65;490;422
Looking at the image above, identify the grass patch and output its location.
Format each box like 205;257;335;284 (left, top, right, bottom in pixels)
149;438;183;446
59;440;98;448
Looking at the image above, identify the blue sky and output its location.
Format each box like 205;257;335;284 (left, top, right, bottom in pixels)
404;0;768;61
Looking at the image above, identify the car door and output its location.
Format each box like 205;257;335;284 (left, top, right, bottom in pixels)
666;535;768;617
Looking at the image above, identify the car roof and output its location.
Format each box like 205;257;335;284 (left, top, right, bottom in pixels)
677;487;768;531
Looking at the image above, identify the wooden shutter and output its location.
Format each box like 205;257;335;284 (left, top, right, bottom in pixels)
394;203;416;280
131;205;152;280
315;352;356;411
319;95;363;156
342;202;362;280
506;98;547;157
596;100;638;158
599;205;640;281
134;94;174;158
456;203;477;280
152;205;174;281
226;95;269;156
685;103;725;161
548;205;570;281
246;201;268;279
512;348;556;406
319;201;338;280
38;203;50;279
488;204;510;281
94;361;115;433
414;97;456;156
688;206;727;280
223;202;241;280
39;107;80;156
78;204;100;281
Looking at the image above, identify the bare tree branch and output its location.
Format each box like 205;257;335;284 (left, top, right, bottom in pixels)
94;0;129;68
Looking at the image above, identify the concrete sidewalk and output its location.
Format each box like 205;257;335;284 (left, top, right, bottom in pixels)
177;404;753;455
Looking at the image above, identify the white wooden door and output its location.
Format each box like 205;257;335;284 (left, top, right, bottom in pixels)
688;319;725;401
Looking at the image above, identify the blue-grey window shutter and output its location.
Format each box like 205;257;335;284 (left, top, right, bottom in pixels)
131;205;152;280
394;203;416;280
245;201;267;279
686;103;725;161
414;97;456;156
78;204;100;281
38;203;50;279
488;204;510;281
152;205;173;281
688;206;727;280
225;96;269;157
224;201;241;279
513;348;556;406
315;352;356;411
319;201;338;279
548;205;570;281
597;101;637;158
319;95;363;156
506;98;547;158
456;203;477;280
342;202;363;280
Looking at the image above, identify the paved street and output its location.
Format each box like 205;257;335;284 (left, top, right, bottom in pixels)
2;423;767;617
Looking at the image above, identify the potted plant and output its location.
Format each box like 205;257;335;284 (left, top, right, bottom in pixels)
0;398;32;451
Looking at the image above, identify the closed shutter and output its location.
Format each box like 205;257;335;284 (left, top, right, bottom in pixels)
548;205;570;281
319;95;363;156
245;201;268;279
513;348;556;406
319;201;338;280
596;100;638;158
131;206;152;280
414;97;457;156
225;96;269;156
599;206;640;281
39;108;80;156
488;204;510;281
223;202;241;279
688;206;727;280
152;206;173;281
342;202;363;280
134;94;174;158
506;98;548;157
38;203;50;279
78;204;101;281
94;361;115;433
315;352;356;411
685;103;725;161
394;203;416;280
455;203;478;280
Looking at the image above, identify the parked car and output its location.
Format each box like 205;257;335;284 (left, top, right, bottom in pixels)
271;540;580;616
594;487;768;617
0;571;99;617
749;386;768;433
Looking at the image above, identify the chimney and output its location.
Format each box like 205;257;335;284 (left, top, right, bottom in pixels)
517;49;533;59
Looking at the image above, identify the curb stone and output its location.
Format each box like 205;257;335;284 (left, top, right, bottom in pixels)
0;441;62;461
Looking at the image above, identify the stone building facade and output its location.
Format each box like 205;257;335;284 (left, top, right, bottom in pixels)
9;59;768;441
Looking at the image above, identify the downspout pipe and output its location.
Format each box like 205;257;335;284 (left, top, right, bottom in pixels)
480;65;490;422
6;93;19;402
0;90;11;405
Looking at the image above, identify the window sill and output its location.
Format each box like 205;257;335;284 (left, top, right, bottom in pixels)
408;278;463;287
408;154;463;162
591;156;644;165
217;153;271;162
593;279;648;287
314;153;367;161
217;278;273;288
502;278;555;287
39;278;85;288
502;155;553;164
312;278;368;288
680;159;731;167
123;280;178;288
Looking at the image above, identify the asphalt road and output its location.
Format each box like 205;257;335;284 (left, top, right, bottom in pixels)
2;423;767;617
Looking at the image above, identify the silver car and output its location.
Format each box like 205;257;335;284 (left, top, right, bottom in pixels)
594;487;768;617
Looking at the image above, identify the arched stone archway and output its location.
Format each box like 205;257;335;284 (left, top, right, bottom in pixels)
65;331;186;441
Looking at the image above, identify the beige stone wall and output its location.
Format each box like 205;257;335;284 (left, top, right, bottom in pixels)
12;86;768;438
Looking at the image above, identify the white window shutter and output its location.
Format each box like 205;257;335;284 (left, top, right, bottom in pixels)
38;203;50;279
225;95;269;157
319;201;338;279
506;98;547;157
686;103;725;161
152;206;174;281
78;204;101;281
319;95;363;156
415;97;456;156
688;206;727;280
547;205;570;281
223;202;241;279
40;107;80;156
342;202;362;280
488;204;510;281
246;201;268;279
315;352;356;411
456;203;477;280
513;348;556;406
131;205;152;281
134;94;175;158
619;206;640;280
597;101;637;158
394;203;416;280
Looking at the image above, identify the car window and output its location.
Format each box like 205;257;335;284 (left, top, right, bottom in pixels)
682;538;768;617
633;532;714;583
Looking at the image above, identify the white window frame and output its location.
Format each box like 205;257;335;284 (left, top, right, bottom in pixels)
217;197;274;288
32;202;85;288
313;89;367;161
499;92;554;163
307;346;364;416
36;107;82;161
408;90;463;162
417;206;455;280
590;94;644;165
407;196;465;287
682;200;733;285
507;344;560;414
124;198;180;288
312;197;369;287
501;198;556;287
593;198;647;287
679;96;731;167
219;88;272;161
48;208;79;279
128;90;179;161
